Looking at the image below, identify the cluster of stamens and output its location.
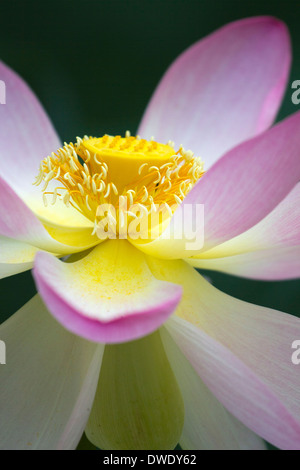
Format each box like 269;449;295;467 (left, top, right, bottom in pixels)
34;132;205;237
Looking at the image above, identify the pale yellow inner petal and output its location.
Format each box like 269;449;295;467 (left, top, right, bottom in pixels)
85;330;184;450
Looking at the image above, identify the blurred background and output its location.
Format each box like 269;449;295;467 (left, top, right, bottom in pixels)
0;0;299;450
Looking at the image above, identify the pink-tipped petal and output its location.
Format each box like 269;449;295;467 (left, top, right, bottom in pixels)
138;16;291;168
147;257;300;450
188;246;300;280
0;295;104;450
33;240;182;344
182;110;300;252
193;182;300;257
0;60;92;228
0;176;98;254
167;316;300;450
188;183;300;279
0;60;60;196
160;328;266;450
135;110;300;259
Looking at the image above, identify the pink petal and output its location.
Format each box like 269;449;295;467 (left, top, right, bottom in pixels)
188;246;300;280
135;110;300;259
0;61;92;227
33;240;182;344
147;256;300;449
0;60;60;197
196;182;300;257
0;176;55;246
185;111;300;252
0;295;104;450
239;182;300;249
0;176;98;254
188;183;300;279
161;327;266;450
167;316;300;450
138;16;290;168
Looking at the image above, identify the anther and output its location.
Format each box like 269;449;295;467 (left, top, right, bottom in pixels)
104;183;111;199
78;183;85;196
85;194;92;211
174;194;182;205
111;183;118;196
138;163;148;175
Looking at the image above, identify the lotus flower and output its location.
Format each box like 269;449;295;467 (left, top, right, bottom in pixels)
1;16;300;451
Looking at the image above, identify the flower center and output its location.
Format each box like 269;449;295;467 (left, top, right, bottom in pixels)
34;132;205;238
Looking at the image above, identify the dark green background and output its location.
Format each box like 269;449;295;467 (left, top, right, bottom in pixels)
0;0;299;450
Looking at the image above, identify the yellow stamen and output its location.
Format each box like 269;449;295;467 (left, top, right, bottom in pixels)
35;132;205;237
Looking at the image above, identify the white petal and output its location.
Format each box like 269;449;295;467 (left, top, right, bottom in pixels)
0;235;40;278
0;295;104;449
